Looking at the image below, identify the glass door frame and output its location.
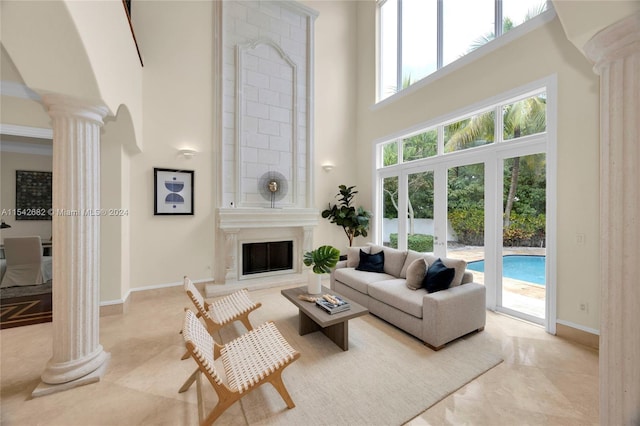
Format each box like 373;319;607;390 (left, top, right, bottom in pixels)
374;76;557;333
376;139;556;333
491;142;553;327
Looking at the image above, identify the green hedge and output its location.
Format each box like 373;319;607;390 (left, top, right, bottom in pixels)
449;209;545;247
389;233;434;252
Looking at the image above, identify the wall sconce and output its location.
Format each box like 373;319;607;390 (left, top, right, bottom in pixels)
322;162;335;172
178;148;198;159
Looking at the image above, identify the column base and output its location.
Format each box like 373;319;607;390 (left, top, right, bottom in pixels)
32;352;111;398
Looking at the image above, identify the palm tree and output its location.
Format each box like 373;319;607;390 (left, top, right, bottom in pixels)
468;3;547;53
502;96;546;226
446;96;546;226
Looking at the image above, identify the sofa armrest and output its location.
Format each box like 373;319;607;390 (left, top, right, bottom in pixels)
461;270;474;284
422;283;486;349
330;260;348;290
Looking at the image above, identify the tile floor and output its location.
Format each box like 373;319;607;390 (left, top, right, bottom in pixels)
0;284;598;425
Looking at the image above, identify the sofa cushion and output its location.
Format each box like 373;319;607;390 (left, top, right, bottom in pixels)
369;244;407;277
423;258;455;293
333;268;395;294
400;250;426;278
347;246;369;268
424;254;467;287
356;250;385;273
405;258;427;290
368;279;425;318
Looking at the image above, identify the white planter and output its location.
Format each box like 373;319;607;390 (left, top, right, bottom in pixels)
307;272;322;295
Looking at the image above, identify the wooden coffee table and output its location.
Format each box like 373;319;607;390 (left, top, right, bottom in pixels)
281;285;368;351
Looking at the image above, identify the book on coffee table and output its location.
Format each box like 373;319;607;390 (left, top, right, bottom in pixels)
316;295;351;314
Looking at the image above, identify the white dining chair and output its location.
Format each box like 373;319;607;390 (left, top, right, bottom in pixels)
0;236;47;287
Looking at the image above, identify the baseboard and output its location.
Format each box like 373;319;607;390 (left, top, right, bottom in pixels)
99;277;213;316
556;321;599;350
100;293;130;316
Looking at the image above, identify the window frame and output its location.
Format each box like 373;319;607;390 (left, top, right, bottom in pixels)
376;0;555;105
373;75;557;333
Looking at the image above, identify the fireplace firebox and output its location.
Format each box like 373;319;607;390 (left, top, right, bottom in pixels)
242;241;293;275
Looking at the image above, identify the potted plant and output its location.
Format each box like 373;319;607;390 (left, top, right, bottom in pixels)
322;185;373;247
303;245;340;294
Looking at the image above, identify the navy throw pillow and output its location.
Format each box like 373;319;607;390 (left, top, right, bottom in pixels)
356;249;385;273
423;258;455;293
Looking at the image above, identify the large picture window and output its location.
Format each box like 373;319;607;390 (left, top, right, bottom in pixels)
375;80;555;330
378;0;549;100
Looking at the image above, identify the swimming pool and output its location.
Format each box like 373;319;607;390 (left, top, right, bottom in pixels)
467;255;546;285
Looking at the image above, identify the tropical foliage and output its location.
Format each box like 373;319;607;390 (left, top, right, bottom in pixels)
382;96;546;248
322;185;373;247
303;245;341;275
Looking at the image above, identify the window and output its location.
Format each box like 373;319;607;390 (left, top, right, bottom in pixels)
378;0;548;100
444;110;495;153
377;92;545;166
404;129;438;161
375;81;555;329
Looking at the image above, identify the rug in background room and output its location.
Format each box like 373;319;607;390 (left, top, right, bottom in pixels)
0;282;52;329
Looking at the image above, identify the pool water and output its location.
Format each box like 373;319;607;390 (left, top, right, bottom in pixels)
467;255;546;285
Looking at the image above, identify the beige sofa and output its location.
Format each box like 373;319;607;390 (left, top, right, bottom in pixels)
330;244;486;350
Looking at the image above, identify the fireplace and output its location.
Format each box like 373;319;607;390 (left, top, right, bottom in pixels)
242;241;293;275
214;208;319;284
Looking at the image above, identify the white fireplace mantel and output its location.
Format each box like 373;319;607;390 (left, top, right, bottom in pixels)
217;208;319;229
214;208;319;285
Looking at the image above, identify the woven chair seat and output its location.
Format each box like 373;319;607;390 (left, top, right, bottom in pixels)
179;277;263;395
209;289;258;326
221;321;298;393
181;310;300;425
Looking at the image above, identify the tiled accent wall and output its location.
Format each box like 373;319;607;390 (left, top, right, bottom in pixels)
222;1;315;208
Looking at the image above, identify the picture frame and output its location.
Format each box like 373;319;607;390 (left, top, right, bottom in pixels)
16;170;52;221
154;168;194;215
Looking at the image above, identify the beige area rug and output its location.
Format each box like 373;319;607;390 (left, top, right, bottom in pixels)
216;287;503;426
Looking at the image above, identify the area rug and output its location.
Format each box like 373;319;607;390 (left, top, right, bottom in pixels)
218;288;503;425
0;292;52;329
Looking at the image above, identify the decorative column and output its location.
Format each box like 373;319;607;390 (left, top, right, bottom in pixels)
33;94;110;397
584;13;640;424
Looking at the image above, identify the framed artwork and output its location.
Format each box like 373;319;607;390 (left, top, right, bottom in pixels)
154;168;194;215
16;170;52;220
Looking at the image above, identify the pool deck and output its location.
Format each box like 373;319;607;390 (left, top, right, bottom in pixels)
448;245;546;318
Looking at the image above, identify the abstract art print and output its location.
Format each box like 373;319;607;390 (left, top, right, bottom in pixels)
154;168;194;215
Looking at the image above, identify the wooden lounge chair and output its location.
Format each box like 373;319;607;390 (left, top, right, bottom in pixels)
180;309;300;425
183;276;261;338
180;276;262;391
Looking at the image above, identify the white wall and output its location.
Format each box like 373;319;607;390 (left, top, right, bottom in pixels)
354;4;601;330
304;0;361;253
128;1;215;288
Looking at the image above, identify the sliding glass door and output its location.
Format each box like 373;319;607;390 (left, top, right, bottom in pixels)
447;163;485;269
498;153;546;323
375;80;556;331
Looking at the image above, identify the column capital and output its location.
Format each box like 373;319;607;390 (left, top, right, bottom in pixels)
584;12;640;73
41;93;110;126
